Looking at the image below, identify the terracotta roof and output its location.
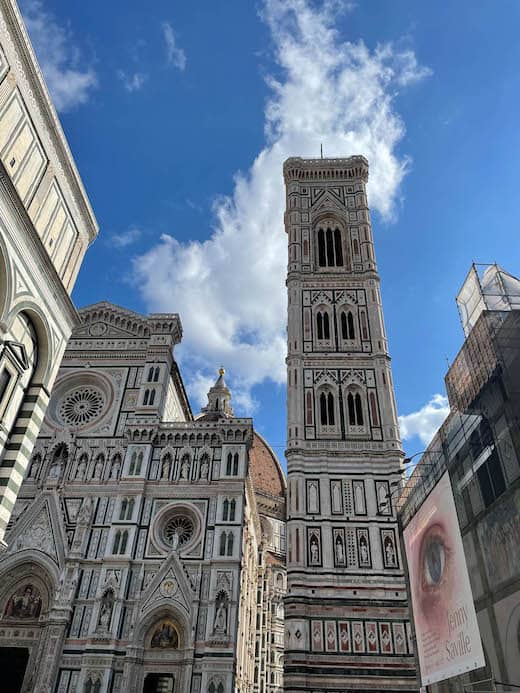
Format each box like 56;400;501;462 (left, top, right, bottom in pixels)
249;431;286;498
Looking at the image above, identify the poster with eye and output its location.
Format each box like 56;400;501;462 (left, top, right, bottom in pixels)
403;472;485;686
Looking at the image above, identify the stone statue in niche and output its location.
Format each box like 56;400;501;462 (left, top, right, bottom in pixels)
29;455;41;478
308;482;319;513
110;457;121;479
93;457;104;479
49;444;67;478
213;591;228;634
359;535;369;565
332;482;342;512
97;590;114;631
199;456;209;480
354;482;365;513
76;457;87;480
161;456;171;480
48;459;61;478
384;536;396;566
335;534;345;564
180;456;190;480
309;533;320;565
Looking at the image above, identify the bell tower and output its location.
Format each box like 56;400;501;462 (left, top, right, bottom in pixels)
283;156;416;691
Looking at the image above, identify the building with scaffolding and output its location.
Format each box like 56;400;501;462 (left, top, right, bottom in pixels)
399;264;520;692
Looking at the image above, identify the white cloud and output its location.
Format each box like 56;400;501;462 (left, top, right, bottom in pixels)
117;70;147;93
134;0;431;413
188;372;216;411
21;0;97;112
398;394;450;446
162;22;186;70
108;227;141;248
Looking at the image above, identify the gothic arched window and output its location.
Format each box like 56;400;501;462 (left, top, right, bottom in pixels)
226;532;234;556
143;390;150;406
326;228;334;266
355;393;363;425
327;393;335;425
317;225;344;267
320;392;327;425
319;392;335;426
120;499;128;521
232;453;239;476
129;451;136;475
317;312;323;339
316;311;330;340
226;453;232;476
120;530;128;554
347;392;364;426
129;451;142;477
219;532;227;556
317;229;326;266
229;499;236;522
341;310;355;340
334;228;343;266
112;530;121;554
153;367;160;382
148;366;154;382
149;389;155;406
223;499;229;521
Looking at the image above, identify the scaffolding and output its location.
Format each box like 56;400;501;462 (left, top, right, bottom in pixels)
446;264;520;413
456;263;520;337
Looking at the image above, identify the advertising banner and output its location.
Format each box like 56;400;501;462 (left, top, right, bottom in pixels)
403;472;485;686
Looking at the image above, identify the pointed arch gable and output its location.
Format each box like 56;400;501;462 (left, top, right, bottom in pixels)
4;491;68;568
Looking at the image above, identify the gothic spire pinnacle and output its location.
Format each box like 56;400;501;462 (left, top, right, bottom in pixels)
201;368;234;418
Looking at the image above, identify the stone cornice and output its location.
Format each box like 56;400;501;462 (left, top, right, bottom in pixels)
283;156;369;183
78;302;183;345
0;0;98;243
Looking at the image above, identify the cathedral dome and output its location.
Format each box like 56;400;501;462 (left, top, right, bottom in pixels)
249;431;285;498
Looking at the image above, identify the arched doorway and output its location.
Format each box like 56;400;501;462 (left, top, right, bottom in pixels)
0;562;54;693
128;611;193;693
0;646;29;693
143;673;174;693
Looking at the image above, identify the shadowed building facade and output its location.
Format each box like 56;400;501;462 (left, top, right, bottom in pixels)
0;0;98;545
283;156;416;691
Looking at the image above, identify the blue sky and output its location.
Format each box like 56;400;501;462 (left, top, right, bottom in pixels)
21;0;520;463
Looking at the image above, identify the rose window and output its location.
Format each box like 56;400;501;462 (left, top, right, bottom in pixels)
163;515;194;549
58;387;105;426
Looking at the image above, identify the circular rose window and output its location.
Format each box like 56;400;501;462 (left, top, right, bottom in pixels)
163;515;194;550
58;387;106;426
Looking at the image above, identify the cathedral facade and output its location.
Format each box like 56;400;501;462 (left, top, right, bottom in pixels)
283;157;416;691
0;303;285;693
